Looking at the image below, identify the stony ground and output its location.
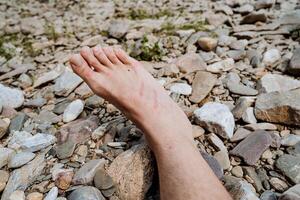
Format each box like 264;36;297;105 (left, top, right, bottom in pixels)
0;0;300;200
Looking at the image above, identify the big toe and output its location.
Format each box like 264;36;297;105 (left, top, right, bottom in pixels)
69;54;94;80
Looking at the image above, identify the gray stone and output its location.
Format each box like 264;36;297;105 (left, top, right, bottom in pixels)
53;99;71;115
8;151;35;168
242;107;257;124
231;128;252;142
36;110;60;124
255;0;275;9
0;118;9;139
44;187;58;200
1;153;45;200
15;133;56;152
230;131;272;165
0;148;15;169
262;49;281;67
175;53;207;73
287;48;300;76
281;184;300;200
108;20;130;39
208;133;227;152
232;97;255;120
207;58;235;73
170;83;192;95
226;80;258;96
231;166;243;178
56;140;76;159
94;168;114;190
201;151;223;179
214;150;230;170
281;134;300;147
276;154;300;184
189;71;217;103
24;97;47;108
9;190;25;200
244;123;277;131
9;113;28;133
63;99;84;123
68;186;105;200
72;159;106;185
194;102;235;138
243;167;263;192
255;89;300;126
33;67;64;88
260;190;278;200
8;131;32;150
0;84;24;109
54;71;82;96
85;95;105;108
257;74;300;93
269;177;288;192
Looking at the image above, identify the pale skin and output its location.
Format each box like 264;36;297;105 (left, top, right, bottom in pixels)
69;45;232;200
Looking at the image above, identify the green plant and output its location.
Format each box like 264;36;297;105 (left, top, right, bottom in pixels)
44;22;59;41
131;36;164;61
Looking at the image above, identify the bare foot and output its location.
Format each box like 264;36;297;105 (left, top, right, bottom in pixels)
69;45;193;148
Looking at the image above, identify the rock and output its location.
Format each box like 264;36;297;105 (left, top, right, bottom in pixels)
208;133;227;152
75;83;94;98
85;95;105;108
0;84;24;108
1;153;45;200
200;151;223;179
224;176;260;200
36;110;60;124
54;71;82;96
254;89;300;126
175;53;207;73
9;190;25;200
24;97;47;108
44;187;58;200
255;0;275;9
189;71;217;103
194;102;235;138
0;148;15;169
197;37;218;51
242;107;257;124
94;168;114;190
260;191;278;200
53;168;74;190
243;167;263;192
8;131;32;150
214;151;230;170
192;125;205;138
269;177;288;192
281;184;300;199
8;151;35;168
276;154;300;184
231;166;243;178
53;99;72;115
207;58;235;73
56;140;76;159
234;4;254;14
0;118;9;139
230;130;272;165
108;144;154;200
33;67;63;88
226;80;258;96
9;113;28;133
281;134;300;147
81;35;104;47
14;133;56;152
108;20;130;39
232;97;255;120
244;123;277;131
63;99;84;123
170;83;192;95
231;128;252;142
0;170;9;192
257;74;300;93
262;49;281;67
68;186;105;200
241;13;267;24
26;192;43;200
287;48;300;76
72;159;106;185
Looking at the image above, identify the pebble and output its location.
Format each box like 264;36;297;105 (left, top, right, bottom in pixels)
68;186;105;200
24;97;47;108
214;150;230;170
244;123;277;131
33;67;63;88
8;151;35;168
26;192;43;200
9;113;28;133
207;58;235;73
276;154;300;184
281;134;300;147
260;190;277;200
63;99;84;123
0;148;15;169
257;74;300;93
44;187;58;200
170;83;192;95
208;133;227;152
175;53;207;73
53;168;74;190
94;168;114;190
231;166;243;178
15;133;56;152
54;71;82;96
230;128;252;142
242;107;257;124
241;13;267;24
0;84;24;108
197;37;218;51
108;20;130;39
269;177;288;192
262;49;281;66
194;102;235;138
287;48;300;76
9;190;25;200
230;130;272;165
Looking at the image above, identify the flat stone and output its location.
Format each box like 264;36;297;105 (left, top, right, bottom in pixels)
72;159;106;185
255;0;275;9
243;167;263;192
175;53;207;73
197;37;218;51
44;187;58;200
257;74;300;93
231;128;252;142
85;95;105;108
276;154;300;184
8;131;32;150
0;84;24;109
9;190;25;200
108;20;130;39
287;48;300;76
108;144;154;200
194;102;235;138
24;97;47;108
262;49;281;67
260;191;277;200
9;113;28;133
226;80;258;96
54;71;82;96
8;151;35;168
94;168;114;190
255;89;300;126
53;99;71;115
231;166;243;178
1;153;45;200
207;58;235;73
208;133;227;152
201;151;223;179
230;130;272;165
0;148;15;169
53;168;74;190
214;150;230;170
56;140;76;159
241;13;267;24
232;97;255;120
281;184;300;199
33;67;64;88
269;177;288;192
63;99;84;123
15;133;56;152
244;123;277;131
170;83;192;95
36;110;60;124
189;71;217;103
68;186;105;200
0;118;9;139
281;134;300;147
242;107;257;124
26;192;43;200
74;83;93;98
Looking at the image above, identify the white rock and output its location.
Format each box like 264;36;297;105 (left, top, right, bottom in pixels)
242;107;257;124
14;133;56;152
63;99;84;123
194;102;235;138
8;151;36;168
44;187;58;200
207;58;235;73
9;190;25;200
170;83;192;95
0;84;24;108
258;74;300;93
262;49;281;66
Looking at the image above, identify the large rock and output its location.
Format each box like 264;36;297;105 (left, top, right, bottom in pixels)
68;186;105;200
1;153;45;200
54;71;82;96
287;48;300;76
276;154;300;184
230;131;272;165
0;84;24;109
108;144;154;200
194;102;235;138
175;53;207;73
189;71;217;103
255;89;300;126
257;74;300;93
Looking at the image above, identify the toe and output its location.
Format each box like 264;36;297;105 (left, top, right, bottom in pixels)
114;48;137;65
93;45;114;67
102;47;122;65
80;46;106;72
69;54;95;81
